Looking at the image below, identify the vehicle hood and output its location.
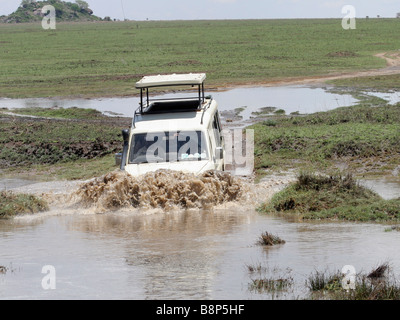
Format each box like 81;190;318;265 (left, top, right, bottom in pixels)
124;160;215;177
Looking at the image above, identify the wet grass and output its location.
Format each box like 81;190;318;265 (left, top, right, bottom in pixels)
0;109;128;179
329;73;400;91
307;263;400;300
9;107;104;119
307;269;343;292
0;190;48;219
385;225;400;232
247;261;400;300
250;98;400;177
259;172;400;222
256;231;286;246
4;153;119;181
246;263;294;295
0;106;129;181
249;277;293;294
0;19;399;98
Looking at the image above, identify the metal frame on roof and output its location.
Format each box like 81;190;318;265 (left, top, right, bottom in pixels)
135;73;206;88
135;73;207;114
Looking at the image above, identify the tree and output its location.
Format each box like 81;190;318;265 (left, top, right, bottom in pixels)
20;0;35;7
75;0;89;10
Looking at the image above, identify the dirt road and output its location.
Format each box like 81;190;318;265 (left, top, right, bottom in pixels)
213;51;400;90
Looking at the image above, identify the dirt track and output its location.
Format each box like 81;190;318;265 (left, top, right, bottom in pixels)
213;51;400;90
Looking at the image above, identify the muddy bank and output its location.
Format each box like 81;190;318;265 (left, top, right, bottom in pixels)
0;112;130;168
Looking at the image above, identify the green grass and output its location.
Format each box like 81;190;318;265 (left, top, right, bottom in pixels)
0;190;48;219
0;18;399;98
0;108;129;180
249;277;293;294
307;264;400;300
256;231;286;246
250;98;400;176
259;172;400;222
9;106;104;119
329;73;400;91
0;117;125;167
16;153;119;181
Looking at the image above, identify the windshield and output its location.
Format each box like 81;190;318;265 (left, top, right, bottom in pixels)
128;131;209;164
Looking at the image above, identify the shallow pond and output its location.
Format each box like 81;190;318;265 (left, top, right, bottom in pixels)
0;85;358;119
365;90;400;105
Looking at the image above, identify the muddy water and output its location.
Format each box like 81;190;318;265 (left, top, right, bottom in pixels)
359;178;400;200
1;204;400;300
1;171;400;300
1;85;399;300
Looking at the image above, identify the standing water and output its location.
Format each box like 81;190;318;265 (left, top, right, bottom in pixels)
1;170;399;300
0;85;358;118
1;85;399;300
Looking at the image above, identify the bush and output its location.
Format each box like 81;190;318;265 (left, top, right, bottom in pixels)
0;191;48;219
258;171;400;222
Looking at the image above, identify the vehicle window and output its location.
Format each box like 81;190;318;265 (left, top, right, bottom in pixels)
128;131;209;164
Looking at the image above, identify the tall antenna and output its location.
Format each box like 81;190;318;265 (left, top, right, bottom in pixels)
121;0;126;20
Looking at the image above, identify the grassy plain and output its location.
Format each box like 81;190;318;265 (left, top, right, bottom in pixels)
330;73;400;90
1;19;400;219
0;18;400;98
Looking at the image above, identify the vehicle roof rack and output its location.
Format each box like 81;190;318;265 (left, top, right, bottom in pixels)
135;73;207;114
135;73;206;88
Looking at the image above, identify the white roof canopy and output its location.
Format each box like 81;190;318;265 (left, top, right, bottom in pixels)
135;73;206;88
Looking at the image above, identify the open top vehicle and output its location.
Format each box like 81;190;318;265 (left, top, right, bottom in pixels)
119;73;225;177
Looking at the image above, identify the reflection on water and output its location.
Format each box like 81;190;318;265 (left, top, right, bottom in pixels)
0;85;358;119
359;178;400;200
1;206;400;300
214;86;358;121
364;91;400;105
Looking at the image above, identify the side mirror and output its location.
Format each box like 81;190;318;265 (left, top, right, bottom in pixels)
215;147;224;160
122;129;130;143
120;129;130;170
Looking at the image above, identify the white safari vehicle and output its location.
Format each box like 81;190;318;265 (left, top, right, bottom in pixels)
119;73;225;177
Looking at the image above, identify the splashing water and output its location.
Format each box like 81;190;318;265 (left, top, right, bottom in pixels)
74;170;246;212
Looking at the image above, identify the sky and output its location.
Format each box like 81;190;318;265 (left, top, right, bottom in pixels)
0;0;399;20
